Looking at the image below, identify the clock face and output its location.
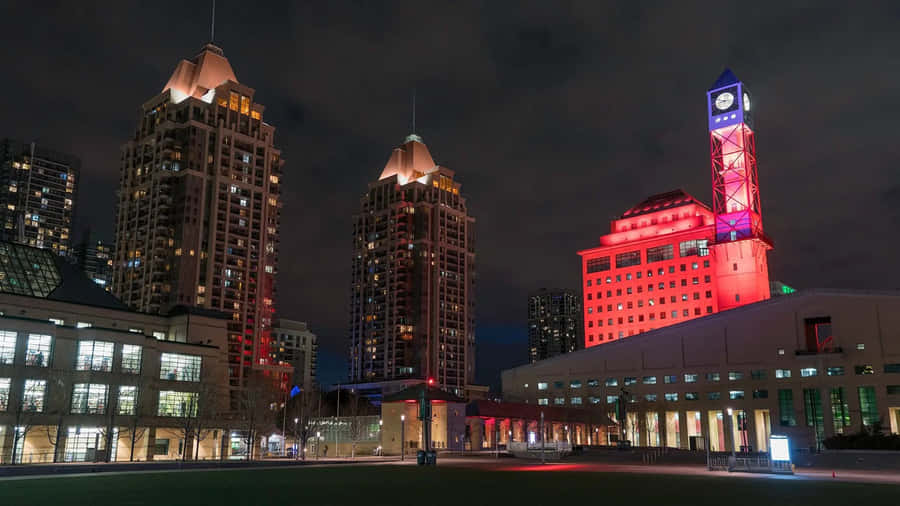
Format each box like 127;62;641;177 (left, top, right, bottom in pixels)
715;92;735;111
743;92;750;111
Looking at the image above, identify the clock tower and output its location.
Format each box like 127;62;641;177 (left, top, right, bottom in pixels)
707;69;771;311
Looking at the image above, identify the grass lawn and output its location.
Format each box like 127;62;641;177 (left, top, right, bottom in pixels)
0;464;894;506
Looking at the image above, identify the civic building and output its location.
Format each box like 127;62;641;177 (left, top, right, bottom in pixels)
503;290;900;453
0;241;231;463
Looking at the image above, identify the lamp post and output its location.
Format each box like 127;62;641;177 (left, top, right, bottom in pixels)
316;431;320;461
293;417;299;460
727;408;736;458
400;414;406;461
540;411;545;465
378;419;383;457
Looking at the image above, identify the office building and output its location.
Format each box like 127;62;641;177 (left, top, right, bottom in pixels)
0;241;230;464
503;290;900;452
271;319;317;391
0;139;79;256
528;288;582;363
348;134;475;394
578;70;770;347
111;43;286;402
72;239;114;291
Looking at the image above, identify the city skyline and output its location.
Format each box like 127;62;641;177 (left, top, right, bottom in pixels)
2;2;900;386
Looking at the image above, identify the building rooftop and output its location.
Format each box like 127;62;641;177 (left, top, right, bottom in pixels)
620;189;709;219
378;135;439;184
162;43;237;104
710;68;739;90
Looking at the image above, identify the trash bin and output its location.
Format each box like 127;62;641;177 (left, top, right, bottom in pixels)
426;451;437;465
417;450;426;465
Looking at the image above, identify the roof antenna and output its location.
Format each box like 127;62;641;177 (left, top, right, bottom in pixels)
210;0;216;43
412;87;416;135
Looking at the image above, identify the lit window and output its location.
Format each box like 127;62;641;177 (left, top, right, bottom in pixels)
0;331;16;365
605;378;618;387
685;392;699;401
606;395;617;404
775;369;791;379
153;331;166;340
121;344;142;374
707;392;721;400
728;371;743;381
827;367;845;376
856;343;865;351
855;365;875;375
71;383;108;414
664;375;678;384
624;377;637;386
537;382;548;391
800;367;818;377
23;379;46;412
160;353;202;382
569;380;582;389
684;373;698;383
554;397;565;405
118;386;138;415
76;341;114;372
25;334;52;367
157;391;198;417
777;348;785;355
587;379;600;387
642;376;657;385
645;394;657;402
49;318;64;325
729;390;745;400
664;393;678;402
570;397;582;405
128;328;143;334
537;398;549;405
706;372;720;382
0;378;9;410
76;322;92;328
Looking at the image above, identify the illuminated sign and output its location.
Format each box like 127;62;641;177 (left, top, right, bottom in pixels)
769;435;790;461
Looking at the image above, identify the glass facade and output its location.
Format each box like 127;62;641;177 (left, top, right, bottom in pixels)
778;389;796;426
75;340;114;372
0;242;62;297
117;386;138;415
830;387;851;434
858;386;878;427
803;388;824;448
23;379;46;412
159;353;202;382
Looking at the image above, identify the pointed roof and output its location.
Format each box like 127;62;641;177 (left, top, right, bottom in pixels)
620;189;710;218
378;135;438;183
710;68;739;90
163;43;237;103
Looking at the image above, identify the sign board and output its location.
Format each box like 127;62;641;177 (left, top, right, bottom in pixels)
769;435;790;461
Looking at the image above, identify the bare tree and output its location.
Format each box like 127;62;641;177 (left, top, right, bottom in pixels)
42;369;75;463
9;381;43;464
281;386;319;460
237;372;279;460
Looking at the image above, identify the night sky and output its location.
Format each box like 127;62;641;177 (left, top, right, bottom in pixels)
2;2;899;388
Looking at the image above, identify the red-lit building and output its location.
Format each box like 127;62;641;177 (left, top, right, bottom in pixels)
578;69;771;348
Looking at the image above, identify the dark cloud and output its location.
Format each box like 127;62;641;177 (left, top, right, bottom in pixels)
2;1;899;386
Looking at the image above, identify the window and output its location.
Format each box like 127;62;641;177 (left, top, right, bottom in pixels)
751;369;767;380
121;345;142;374
729;390;745;400
858;386;878;427
615;250;641;268
728;371;743;381
586;257;611;273
570;380;582;389
753;389;769;399
664;375;678;384
778;389;796;426
25;334;51;367
679;239;709;257
855;365;875;375
587;379;600;387
571;397;582;405
706;372;720;382
152;331;166;340
685;392;699;401
646;245;673;263
128;328;143;334
775;369;791;379
0;331;15;364
830;388;851;434
684;373;698;383
589;396;601;404
157;391;198;417
804;316;833;353
49;318;64;325
76;341;114;372
856;343;865;351
537;382;548;391
607;395;617;404
0;377;9;410
71;384;108;414
605;378;618;387
800;368;818;377
707;392;721;400
664;393;678;402
118;386;138;415
76;322;92;328
826;366;844;376
554;397;565;405
537;398;549;406
624;377;637;386
23;379;46;412
645;394;657;402
160;353;202;382
553;381;565;389
643;376;657;385
887;385;900;395
884;364;900;374
803;389;824;444
777;348;785;355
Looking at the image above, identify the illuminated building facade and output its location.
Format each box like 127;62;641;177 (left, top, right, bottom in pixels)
0;139;78;256
271;319;317;392
73;239;114;291
348;134;475;394
528;288;582;363
578;70;770;347
112;44;285;404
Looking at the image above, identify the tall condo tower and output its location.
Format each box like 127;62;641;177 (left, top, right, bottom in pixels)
578;69;772;348
349;134;475;394
112;44;285;403
707;69;771;311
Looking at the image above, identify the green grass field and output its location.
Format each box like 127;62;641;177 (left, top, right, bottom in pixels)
0;465;894;506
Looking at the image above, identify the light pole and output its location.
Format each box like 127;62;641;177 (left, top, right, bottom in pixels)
293;417;299;460
540;411;545;465
727;408;736;458
378;419;383;456
316;431;320;461
400;414;406;461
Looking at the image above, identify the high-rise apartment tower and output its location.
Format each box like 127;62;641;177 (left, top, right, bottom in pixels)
112;44;285;400
349;134;475;394
528;288;583;363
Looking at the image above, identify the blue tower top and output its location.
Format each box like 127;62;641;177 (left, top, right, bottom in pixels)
709;68;739;91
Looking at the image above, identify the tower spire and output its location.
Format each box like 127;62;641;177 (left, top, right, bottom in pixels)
210;0;216;43
412;88;416;135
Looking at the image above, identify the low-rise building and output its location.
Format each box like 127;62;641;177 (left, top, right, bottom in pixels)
271;319;317;391
503;290;900;452
0;242;230;463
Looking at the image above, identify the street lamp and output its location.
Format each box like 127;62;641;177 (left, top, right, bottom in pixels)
316;431;321;461
293;417;299;460
378;419;383;457
726;408;736;463
400;414;406;461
